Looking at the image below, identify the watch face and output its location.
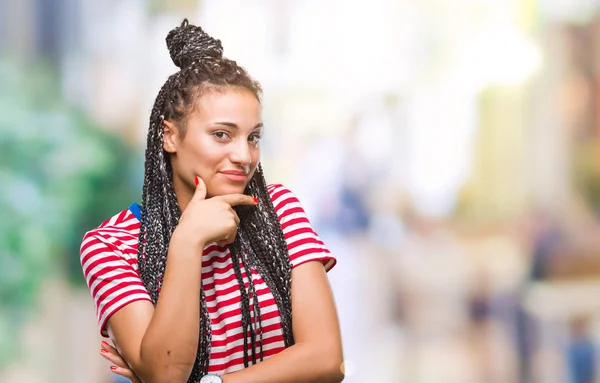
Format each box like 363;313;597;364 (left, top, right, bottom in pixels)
200;374;223;383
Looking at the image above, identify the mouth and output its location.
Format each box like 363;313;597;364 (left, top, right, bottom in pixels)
219;170;248;183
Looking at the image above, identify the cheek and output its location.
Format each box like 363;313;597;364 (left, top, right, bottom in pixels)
179;137;225;179
251;145;261;163
248;150;260;174
187;136;222;163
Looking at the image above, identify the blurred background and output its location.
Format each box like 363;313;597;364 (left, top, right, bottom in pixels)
3;0;600;382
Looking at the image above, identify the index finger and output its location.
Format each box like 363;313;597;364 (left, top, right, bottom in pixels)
216;194;258;207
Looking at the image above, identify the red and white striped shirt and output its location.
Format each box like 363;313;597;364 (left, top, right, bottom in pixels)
79;184;335;374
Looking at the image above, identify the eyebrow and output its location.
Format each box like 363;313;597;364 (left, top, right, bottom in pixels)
214;122;263;130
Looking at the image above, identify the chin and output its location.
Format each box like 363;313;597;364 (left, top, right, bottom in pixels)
209;183;247;197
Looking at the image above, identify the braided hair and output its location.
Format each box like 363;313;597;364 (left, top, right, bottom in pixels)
136;19;294;382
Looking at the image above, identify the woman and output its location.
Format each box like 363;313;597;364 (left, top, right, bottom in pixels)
80;19;344;383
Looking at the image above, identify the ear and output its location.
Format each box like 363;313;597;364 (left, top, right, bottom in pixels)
163;119;180;153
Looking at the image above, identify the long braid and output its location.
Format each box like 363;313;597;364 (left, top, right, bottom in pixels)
228;246;253;368
241;252;264;362
238;166;294;347
136;19;294;382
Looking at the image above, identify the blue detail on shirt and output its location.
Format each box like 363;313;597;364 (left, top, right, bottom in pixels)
128;202;141;221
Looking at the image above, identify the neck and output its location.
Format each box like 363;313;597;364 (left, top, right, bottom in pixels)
171;172;194;214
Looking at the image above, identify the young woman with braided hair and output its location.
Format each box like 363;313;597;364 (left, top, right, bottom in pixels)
79;19;343;383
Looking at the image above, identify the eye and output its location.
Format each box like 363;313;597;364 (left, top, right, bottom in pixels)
248;134;262;144
212;131;231;141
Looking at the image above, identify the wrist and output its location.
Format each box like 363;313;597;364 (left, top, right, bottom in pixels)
200;373;224;383
170;228;206;254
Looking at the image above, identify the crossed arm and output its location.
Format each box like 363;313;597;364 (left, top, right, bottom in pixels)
102;257;344;383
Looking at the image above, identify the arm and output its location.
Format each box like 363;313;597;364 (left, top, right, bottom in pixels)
106;233;205;383
222;261;344;383
98;178;257;383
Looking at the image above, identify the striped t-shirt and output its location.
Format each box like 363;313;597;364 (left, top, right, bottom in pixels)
79;184;336;374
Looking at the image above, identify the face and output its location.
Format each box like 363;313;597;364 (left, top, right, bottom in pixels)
163;87;262;199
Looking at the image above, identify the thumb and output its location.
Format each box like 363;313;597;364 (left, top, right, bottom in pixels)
193;176;207;201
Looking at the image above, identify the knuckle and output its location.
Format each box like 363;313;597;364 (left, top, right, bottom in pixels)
123;371;135;379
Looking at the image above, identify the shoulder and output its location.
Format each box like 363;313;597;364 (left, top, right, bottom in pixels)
266;184;302;212
267;183;294;200
267;184;337;270
80;206;141;280
265;183;312;232
81;206;140;252
266;184;308;223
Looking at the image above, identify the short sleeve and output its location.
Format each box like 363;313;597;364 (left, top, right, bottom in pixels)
80;231;152;337
268;184;336;271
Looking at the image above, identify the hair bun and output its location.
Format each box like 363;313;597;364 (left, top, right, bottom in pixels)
166;19;224;69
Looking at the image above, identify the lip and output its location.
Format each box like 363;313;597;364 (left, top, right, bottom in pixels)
219;170;248;182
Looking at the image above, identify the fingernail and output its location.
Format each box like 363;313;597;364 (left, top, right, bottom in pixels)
195;176;199;186
101;341;109;348
110;366;117;371
100;349;107;354
253;197;259;204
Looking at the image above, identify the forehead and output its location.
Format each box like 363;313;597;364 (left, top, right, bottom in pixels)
192;87;261;123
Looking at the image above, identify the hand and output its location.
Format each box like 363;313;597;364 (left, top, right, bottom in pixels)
100;340;142;383
174;176;257;247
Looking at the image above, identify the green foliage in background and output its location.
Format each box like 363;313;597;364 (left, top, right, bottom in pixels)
0;59;142;368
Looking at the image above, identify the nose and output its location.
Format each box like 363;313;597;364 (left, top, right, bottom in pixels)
229;140;252;166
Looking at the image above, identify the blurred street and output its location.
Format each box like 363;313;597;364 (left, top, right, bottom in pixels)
3;1;600;382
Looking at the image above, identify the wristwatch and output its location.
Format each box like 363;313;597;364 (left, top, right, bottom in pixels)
199;373;223;383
